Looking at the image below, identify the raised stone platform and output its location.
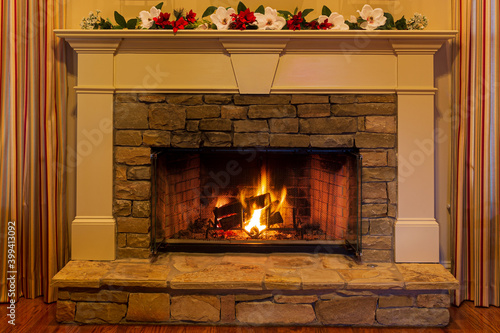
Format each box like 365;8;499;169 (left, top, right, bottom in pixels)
52;254;458;326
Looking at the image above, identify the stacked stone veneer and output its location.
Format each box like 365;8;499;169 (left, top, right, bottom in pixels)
113;94;397;261
57;288;450;326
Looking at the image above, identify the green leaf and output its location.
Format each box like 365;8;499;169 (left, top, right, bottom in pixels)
202;6;218;17
237;1;247;13
126;18;137;29
114;11;127;28
255;5;265;15
155;2;163;10
278;10;293;19
322;5;332;16
395;16;408;30
293;7;298;15
384;12;395;28
302;8;314;18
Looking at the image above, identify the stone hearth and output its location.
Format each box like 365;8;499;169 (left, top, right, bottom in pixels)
53;255;458;326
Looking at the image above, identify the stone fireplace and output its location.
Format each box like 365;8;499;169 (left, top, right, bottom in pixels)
52;30;459;327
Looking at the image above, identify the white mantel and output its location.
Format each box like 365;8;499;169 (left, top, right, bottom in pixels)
55;30;456;262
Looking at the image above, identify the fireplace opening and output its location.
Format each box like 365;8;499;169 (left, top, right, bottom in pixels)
152;148;361;255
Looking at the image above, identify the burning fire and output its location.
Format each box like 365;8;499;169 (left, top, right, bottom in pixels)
245;208;267;235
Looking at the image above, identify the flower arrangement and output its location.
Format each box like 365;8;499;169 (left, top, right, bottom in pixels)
80;2;427;32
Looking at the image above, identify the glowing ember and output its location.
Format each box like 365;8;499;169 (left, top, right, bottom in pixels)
244;208;266;234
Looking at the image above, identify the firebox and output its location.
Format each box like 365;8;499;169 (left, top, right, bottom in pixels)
152;148;361;255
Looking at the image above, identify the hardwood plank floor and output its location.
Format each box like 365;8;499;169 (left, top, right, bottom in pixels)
1;297;500;333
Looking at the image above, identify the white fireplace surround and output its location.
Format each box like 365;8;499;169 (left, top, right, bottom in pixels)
55;30;456;262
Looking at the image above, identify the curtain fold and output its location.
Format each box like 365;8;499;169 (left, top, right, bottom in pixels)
0;0;68;303
452;0;500;307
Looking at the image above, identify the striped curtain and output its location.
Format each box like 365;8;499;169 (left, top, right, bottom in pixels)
0;0;68;303
451;0;500;306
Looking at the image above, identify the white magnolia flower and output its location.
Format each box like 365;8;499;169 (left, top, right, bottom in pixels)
139;6;161;29
210;7;236;30
349;15;357;24
318;12;349;30
255;7;286;30
357;4;386;30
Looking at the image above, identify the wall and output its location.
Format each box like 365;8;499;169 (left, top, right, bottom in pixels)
63;0;454;266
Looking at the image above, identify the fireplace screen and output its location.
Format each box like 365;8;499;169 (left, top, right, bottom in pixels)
152;148;361;255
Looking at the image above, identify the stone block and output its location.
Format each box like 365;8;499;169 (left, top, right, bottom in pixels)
370;218;393;236
234;133;269;147
236;302;315;325
234;120;269;132
56;301;76;322
363;167;396;182
362;204;387;218
149;104;186;130
355;133;396;148
379;295;414;308
362;236;392;250
115;130;142;146
138;94;165;103
358;117;366;131
142;130;170;146
171;132;201;148
114;103;149;129
127;166;151;180
115;93;137;103
116;217;150;233
199;118;232;131
132;201;151;218
300;117;357;134
301;269;345;290
388;204;397;218
357;94;396;103
58;290;70;300
264;270;301;290
113;200;131;216
117;233;127;247
186;105;220;119
115;180;151;200
127;293;170;322
417;294;450;308
75;302;127;324
127;233;150;248
292;95;329;104
332;103;396;116
365;116;396;133
388;181;397;203
235;294;273;301
117;247;150;259
388;149;397;167
234;95;291;105
186;120;199;131
220;295;236;322
115;165;127;180
361;151;388;167
297;104;330;118
310;135;354;148
270;134;309;147
316;297;377;325
203;132;232;147
362;218;370;235
171;296;220;322
166;94;203;105
70;290;129;303
330;94;356;104
362;182;387;203
115;147;151;165
269;118;299;133
274;295;318;303
248;105;296;118
221;105;248;119
362;249;392;262
204;94;233;104
376;308;450;326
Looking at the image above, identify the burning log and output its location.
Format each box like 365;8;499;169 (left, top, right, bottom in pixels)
213;201;243;230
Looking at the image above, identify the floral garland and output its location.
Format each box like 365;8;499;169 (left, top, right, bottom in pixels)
81;2;428;32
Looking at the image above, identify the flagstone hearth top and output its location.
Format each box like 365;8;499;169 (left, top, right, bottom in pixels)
52;254;458;292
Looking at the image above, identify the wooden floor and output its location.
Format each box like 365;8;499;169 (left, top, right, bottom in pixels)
1;297;500;332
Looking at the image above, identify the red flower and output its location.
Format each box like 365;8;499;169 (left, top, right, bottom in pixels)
318;19;333;30
172;17;188;32
186;10;196;23
287;11;304;31
154;12;171;28
231;8;256;30
307;20;319;30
